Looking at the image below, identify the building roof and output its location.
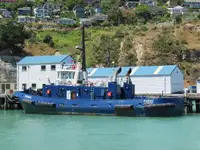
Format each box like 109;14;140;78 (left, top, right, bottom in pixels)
17;55;70;65
73;5;85;11
87;65;179;77
185;0;200;2
18;7;31;10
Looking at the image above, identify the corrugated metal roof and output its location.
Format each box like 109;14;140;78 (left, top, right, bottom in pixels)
158;65;176;75
90;68;116;77
87;68;95;73
17;55;70;65
133;66;158;75
86;65;178;77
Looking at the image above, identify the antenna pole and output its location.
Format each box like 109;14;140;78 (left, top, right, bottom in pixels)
81;23;86;72
81;23;88;84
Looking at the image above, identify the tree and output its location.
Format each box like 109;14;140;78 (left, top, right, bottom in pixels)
65;0;85;10
152;31;187;64
156;0;164;6
0;20;33;55
177;0;184;5
91;34;120;67
198;14;200;19
118;0;126;6
134;5;151;23
43;35;55;48
118;36;137;66
101;0;122;25
122;9;137;25
175;15;182;24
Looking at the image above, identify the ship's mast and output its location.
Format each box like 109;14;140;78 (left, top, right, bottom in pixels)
81;23;88;84
81;23;86;72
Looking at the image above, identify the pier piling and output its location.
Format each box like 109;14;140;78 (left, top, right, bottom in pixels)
0;93;21;110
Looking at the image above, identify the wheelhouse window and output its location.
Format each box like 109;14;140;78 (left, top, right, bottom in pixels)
10;71;16;77
32;83;36;89
22;84;27;89
78;72;83;80
60;71;75;79
6;84;10;89
41;65;46;71
51;65;56;71
22;66;27;72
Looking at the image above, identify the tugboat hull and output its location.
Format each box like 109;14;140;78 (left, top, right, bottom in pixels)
21;100;57;115
18;93;184;117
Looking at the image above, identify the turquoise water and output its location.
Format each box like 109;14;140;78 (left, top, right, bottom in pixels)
0;110;200;150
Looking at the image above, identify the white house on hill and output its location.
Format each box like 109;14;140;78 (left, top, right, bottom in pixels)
17;55;74;90
167;6;187;15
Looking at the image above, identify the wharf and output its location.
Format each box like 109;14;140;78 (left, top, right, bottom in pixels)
0;93;22;110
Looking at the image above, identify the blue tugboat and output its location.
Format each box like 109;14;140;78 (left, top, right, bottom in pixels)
13;24;184;117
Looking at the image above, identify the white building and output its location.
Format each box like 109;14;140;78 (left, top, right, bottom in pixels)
167;6;187;15
196;78;200;93
87;65;184;94
139;0;156;6
79;18;92;26
183;0;200;8
0;61;17;94
43;3;61;13
57;18;76;25
18;16;36;23
91;14;108;21
33;3;60;18
17;55;74;90
34;7;51;18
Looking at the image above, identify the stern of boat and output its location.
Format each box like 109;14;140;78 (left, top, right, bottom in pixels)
144;97;184;117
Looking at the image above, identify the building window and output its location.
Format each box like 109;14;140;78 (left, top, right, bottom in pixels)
32;83;36;89
22;83;27;89
22;66;27;72
6;84;10;89
15;84;17;89
1;74;5;79
51;65;56;71
41;65;46;71
9;71;16;77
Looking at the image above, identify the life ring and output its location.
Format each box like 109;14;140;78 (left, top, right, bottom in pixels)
72;64;76;70
46;89;51;95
